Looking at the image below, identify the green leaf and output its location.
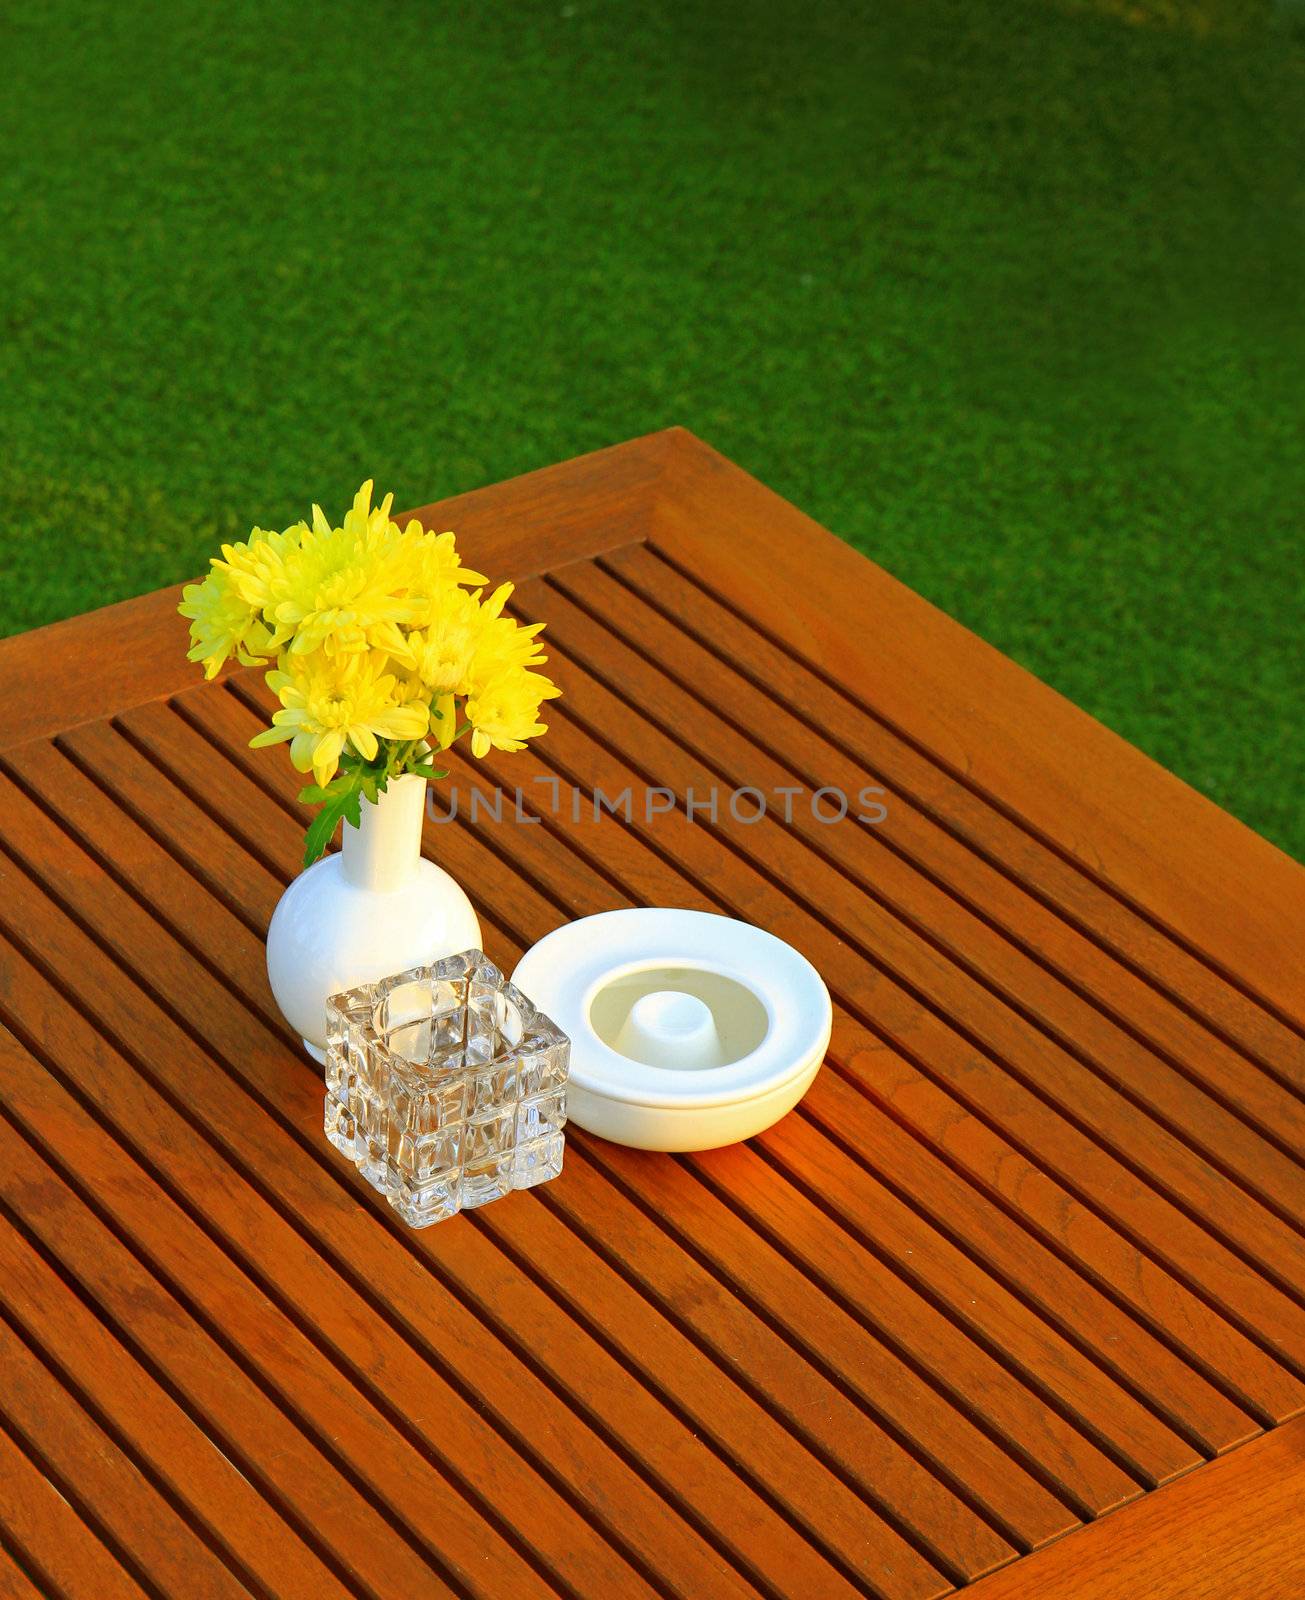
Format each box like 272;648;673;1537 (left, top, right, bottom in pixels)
339;781;364;832
302;770;365;866
302;806;339;868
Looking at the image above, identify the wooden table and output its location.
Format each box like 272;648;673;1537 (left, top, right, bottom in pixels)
0;430;1302;1600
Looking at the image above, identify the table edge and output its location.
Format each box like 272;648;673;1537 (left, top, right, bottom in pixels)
965;1414;1305;1599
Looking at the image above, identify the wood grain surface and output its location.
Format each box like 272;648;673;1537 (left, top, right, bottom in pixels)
0;430;1300;1597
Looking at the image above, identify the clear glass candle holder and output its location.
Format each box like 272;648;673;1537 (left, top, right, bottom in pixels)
323;950;569;1226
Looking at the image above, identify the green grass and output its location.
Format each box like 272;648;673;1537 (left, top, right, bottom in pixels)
1;0;1301;857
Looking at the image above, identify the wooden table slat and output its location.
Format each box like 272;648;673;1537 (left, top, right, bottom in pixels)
0;1409;147;1600
0;1542;53;1600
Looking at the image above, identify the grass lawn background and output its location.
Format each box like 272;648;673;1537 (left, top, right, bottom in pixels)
1;0;1301;858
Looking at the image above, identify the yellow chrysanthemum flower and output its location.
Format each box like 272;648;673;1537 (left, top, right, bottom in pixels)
466;667;562;758
178;559;275;678
407;586;484;696
407;528;487;619
215;521;304;614
249;650;429;787
467;583;549;692
259;482;423;663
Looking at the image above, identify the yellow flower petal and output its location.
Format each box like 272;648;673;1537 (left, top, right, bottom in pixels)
312;728;347;787
350;726;379;761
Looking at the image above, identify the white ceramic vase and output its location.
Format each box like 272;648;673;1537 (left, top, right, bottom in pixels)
266;773;481;1061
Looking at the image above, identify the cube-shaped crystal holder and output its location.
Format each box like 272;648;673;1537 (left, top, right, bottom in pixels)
323;950;569;1226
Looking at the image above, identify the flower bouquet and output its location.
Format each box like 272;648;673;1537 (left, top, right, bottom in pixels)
180;480;561;864
179;480;561;1058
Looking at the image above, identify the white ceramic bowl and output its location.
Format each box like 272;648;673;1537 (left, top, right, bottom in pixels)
511;908;831;1151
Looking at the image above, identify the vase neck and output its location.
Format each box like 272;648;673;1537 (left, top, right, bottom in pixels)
341;774;428;891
